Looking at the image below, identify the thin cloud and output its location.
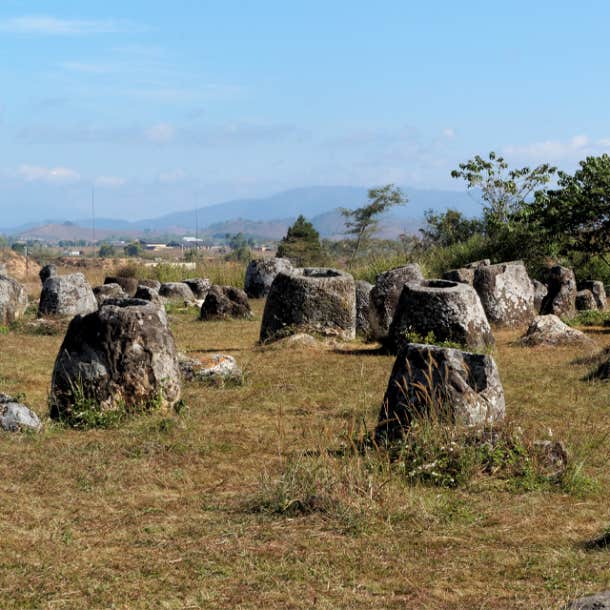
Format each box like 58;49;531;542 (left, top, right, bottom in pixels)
158;169;186;184
95;175;126;188
144;123;176;143
503;135;593;162
19;164;80;184
0;15;143;35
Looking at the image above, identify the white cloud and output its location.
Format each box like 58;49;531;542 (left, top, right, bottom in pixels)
144;122;175;143
95;175;126;188
18;164;80;183
503;135;593;162
0;15;136;35
442;128;455;139
158;169;186;183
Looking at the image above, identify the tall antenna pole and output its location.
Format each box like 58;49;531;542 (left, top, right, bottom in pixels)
91;185;96;245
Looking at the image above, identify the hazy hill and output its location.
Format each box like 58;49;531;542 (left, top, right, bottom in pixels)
131;185;482;233
2;185;482;241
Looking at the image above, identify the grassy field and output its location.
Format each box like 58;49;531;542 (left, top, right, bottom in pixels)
0;285;609;608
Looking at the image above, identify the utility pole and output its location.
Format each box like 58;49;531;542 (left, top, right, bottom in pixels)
91;185;96;247
195;209;199;252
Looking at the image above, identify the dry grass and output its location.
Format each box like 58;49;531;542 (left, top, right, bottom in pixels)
0;291;609;609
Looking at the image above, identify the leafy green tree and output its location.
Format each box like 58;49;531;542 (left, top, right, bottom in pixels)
277;215;325;266
420;208;483;247
124;242;141;257
451;152;556;235
98;243;115;258
225;233;252;262
529;154;610;268
341;184;406;263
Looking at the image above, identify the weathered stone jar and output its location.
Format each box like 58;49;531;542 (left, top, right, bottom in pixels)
0;273;28;325
540;265;577;317
368;264;424;342
244;257;293;298
375;343;506;443
388;279;494;353
38;272;97;318
50;298;181;422
473;261;535;327
260;267;356;342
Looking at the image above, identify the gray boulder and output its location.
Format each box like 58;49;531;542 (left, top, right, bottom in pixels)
183;278;212;299
541;265;577;317
260;268;356;342
50;299;181;421
104;276;138;297
576;289;597;311
93;283;127;306
520;315;592;347
159;282;196;304
355;280;373;337
138;278;161;291
443;267;475;285
39;264;57;284
0;274;29;326
368;264;424;341
375;343;505;443
178;353;242;384
38;273;97;318
0;393;41;432
389;279;494;353
245;257;293;298
200;285;252;320
566;591;610;609
473;261;535;327
532;279;548;313
134;285;163;305
578;280;607;310
443;259;490;286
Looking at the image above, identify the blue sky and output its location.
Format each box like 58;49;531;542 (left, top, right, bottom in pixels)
2;0;610;224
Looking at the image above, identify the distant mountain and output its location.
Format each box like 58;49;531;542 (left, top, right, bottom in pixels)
16;223;139;242
2;185;483;241
131;185;482;233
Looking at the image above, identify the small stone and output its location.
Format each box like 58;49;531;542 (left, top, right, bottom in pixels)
566;591;610;609
0;393;41;432
521;315;592;347
178;353;242;384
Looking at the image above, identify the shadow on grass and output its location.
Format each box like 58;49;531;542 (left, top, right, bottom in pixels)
583;529;610;550
331;346;391;357
186;347;245;353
